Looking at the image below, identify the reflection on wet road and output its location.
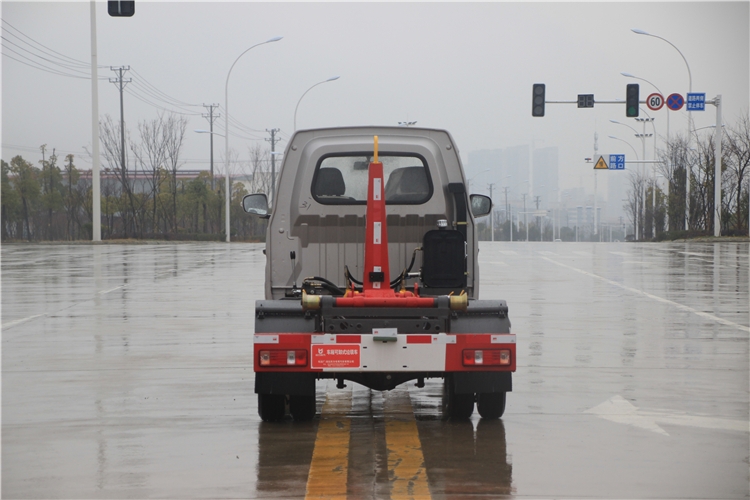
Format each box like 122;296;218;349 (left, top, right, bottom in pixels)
254;382;513;499
2;242;748;498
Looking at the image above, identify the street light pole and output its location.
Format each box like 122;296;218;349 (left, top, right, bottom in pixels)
467;168;489;193
294;76;340;131
611;119;652;240
90;0;101;241
609;135;641;239
224;36;282;243
631;29;692;231
636;117;654;238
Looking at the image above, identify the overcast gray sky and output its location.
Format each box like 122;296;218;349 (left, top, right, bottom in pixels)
2;1;748;197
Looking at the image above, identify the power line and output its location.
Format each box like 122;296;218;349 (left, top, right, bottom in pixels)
124;87;201;116
1;19;105;68
2;50;94;79
1;35;92;74
129;68;201;108
128;80;199;113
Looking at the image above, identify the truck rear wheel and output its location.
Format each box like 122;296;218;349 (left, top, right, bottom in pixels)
477;392;506;419
258;394;285;422
289;395;316;421
443;377;474;420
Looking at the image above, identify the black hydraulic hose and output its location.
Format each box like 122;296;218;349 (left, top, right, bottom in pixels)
344;265;363;285
390;247;421;289
303;276;347;296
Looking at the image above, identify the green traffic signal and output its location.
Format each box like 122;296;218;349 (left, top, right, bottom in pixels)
626;83;639;117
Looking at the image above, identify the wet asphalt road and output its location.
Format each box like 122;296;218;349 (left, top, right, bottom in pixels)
2;241;748;499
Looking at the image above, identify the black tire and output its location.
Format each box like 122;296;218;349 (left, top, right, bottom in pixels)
258;394;285;422
443;377;474;420
289;395;316;421
477;392;506;419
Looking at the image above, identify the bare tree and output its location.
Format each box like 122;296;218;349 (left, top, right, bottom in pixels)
244;143;273;198
100;114;141;237
132;113;169;234
162;113;188;233
724;111;750;233
624;170;646;240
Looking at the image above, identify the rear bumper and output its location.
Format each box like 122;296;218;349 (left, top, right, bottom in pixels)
253;332;515;393
254;332;516;372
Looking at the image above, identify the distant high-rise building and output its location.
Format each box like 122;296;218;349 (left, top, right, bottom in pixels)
467;144;557;211
607;171;629;223
532;146;559;209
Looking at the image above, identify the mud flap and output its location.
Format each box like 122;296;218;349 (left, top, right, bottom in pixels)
451;372;512;394
255;372;316;396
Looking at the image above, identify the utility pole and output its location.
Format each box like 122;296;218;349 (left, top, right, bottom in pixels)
266;128;280;203
522;193;528;241
535;195;541;241
202;104;220;190
90;0;101;241
503;186;511;242
109;66;131;180
488;183;495;242
593;132;598;237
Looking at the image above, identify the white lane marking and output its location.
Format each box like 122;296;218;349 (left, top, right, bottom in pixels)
586;395;749;436
483;261;508;266
98;285;126;295
498;250;518;255
540;256;750;333
536;251;557;256
2;313;48;330
609;251;631;256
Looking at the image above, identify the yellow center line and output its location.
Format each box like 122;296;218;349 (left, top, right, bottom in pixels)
385;389;432;500
305;387;352;500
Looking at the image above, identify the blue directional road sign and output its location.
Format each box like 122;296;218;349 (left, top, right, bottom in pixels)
686;93;706;111
609;154;625;170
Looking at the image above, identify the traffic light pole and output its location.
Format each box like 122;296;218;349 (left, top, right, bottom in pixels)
531;83;642;116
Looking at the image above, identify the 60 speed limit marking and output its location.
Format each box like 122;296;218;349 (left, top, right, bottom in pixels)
647;93;664;111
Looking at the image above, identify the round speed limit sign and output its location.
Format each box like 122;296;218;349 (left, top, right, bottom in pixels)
647;93;664;111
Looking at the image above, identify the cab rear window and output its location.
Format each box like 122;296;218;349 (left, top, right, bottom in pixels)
312;154;432;205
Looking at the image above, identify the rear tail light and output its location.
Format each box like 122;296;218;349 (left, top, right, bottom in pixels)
258;349;308;367
463;349;511;366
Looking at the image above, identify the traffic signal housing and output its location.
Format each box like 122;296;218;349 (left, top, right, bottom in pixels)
108;0;135;16
532;84;545;117
626;84;639;117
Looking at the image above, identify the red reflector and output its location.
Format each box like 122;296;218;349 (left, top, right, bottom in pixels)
406;335;432;344
258;349;307;367
337;335;361;344
462;349;511;366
